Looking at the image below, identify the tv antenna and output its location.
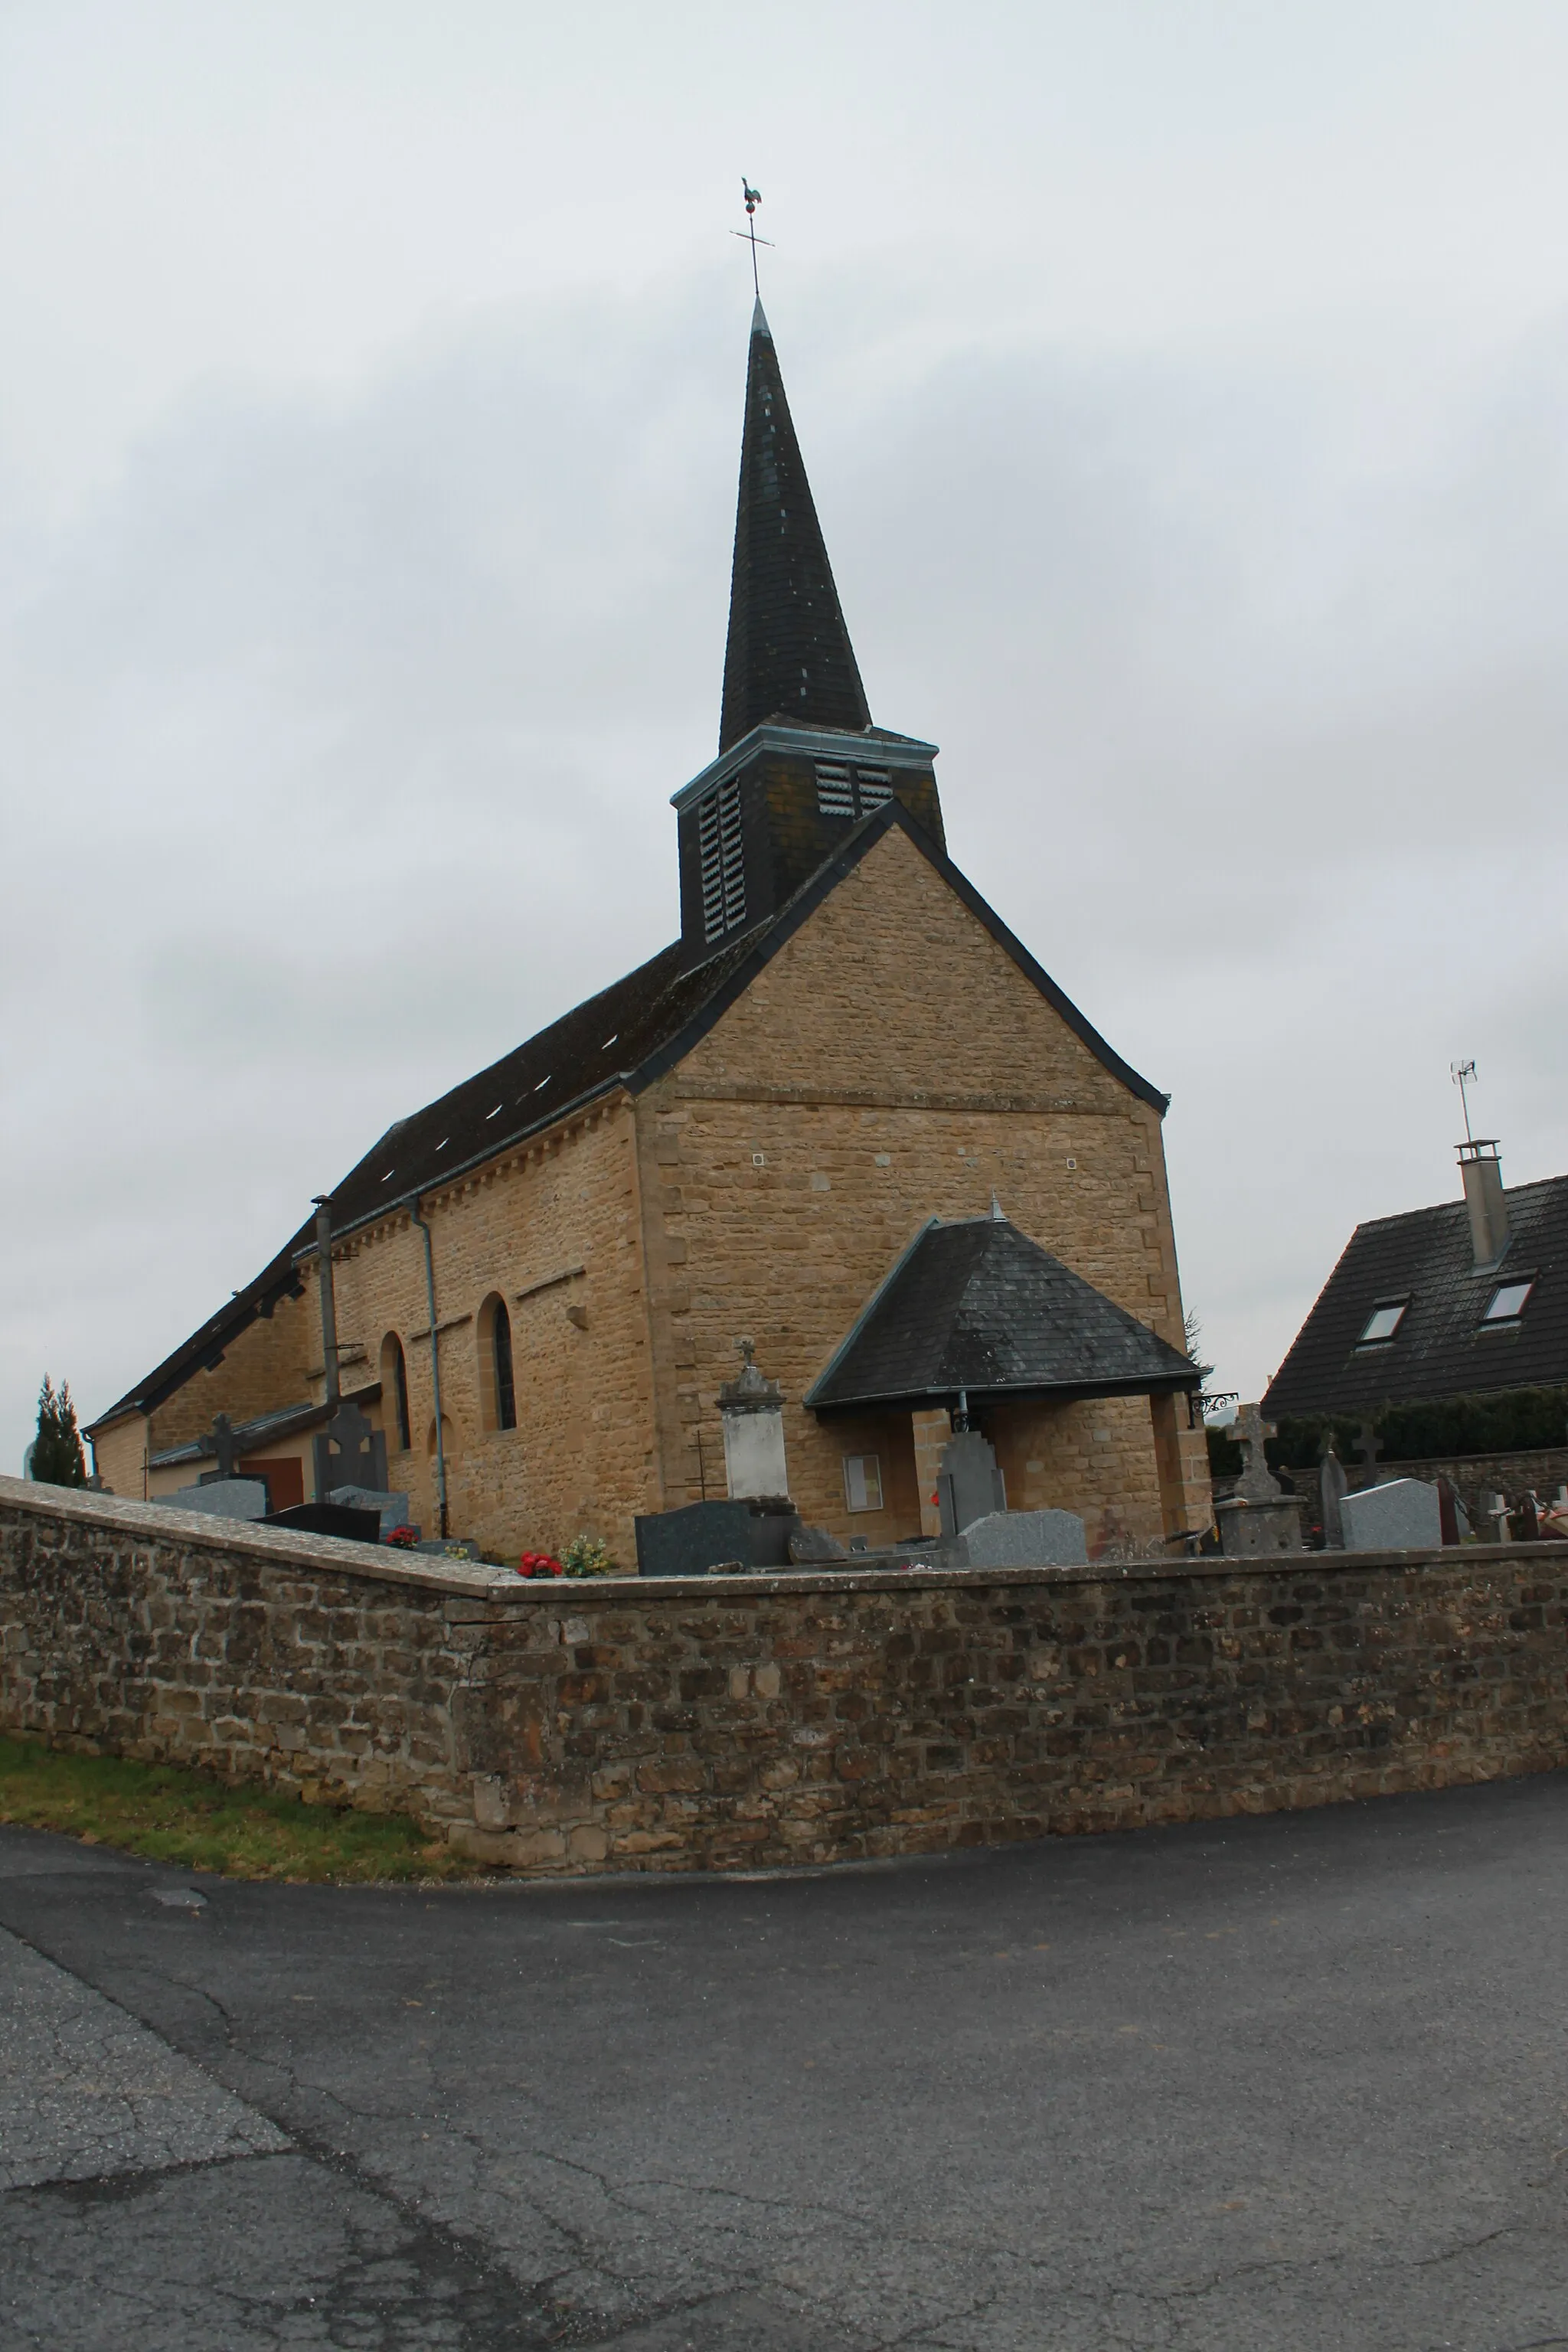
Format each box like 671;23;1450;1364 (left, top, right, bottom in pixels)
730;178;774;299
1451;1058;1478;1144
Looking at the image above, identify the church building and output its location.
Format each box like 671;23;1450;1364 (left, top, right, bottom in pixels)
88;298;1212;1560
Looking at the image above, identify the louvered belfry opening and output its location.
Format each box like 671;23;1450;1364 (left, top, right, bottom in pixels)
672;301;945;962
720;300;871;752
697;775;746;943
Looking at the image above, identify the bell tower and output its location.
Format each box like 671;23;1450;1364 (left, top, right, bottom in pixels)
674;299;945;961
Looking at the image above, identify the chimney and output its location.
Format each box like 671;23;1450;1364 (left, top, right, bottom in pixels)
1457;1139;1509;1270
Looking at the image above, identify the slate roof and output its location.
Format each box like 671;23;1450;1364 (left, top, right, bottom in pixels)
88;803;1169;1440
719;299;872;752
1261;1173;1568;1420
805;1214;1199;1415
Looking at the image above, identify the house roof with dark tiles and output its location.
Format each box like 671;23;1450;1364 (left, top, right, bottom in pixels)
1261;1171;1568;1420
806;1213;1198;1415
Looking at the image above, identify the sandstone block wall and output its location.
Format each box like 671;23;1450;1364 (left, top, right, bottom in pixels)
5;1479;1566;1880
640;826;1211;1544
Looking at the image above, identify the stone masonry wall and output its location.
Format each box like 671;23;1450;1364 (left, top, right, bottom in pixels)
5;1478;1566;1879
639;826;1211;1544
315;1098;657;1560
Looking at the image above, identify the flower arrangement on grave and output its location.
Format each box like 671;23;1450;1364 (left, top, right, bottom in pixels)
561;1535;619;1579
384;1525;419;1549
517;1550;564;1579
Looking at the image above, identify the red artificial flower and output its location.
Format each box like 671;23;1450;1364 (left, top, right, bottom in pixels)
384;1525;419;1549
516;1552;564;1579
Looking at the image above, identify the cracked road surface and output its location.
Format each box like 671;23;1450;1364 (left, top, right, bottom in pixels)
4;1776;1568;2350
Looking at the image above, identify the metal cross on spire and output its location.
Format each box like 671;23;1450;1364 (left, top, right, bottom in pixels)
730;178;774;299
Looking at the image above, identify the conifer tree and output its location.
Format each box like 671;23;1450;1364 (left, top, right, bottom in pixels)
32;1376;87;1486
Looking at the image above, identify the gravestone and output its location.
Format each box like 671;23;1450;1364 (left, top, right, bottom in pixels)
328;1486;411;1540
1338;1478;1442;1552
266;1500;382;1544
745;1498;799;1569
1353;1422;1385;1487
1437;1475;1470;1547
787;1522;848;1564
1215;1403;1302;1556
936;1430;1008;1538
1319;1434;1349;1549
959;1509;1086;1568
635;1499;756;1578
197;1413;243;1485
165;1478;268;1523
311;1401;387;1504
718;1340;790;1503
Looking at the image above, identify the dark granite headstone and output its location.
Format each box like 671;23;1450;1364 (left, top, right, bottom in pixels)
635;1500;756;1577
265;1501;382;1544
745;1499;799;1568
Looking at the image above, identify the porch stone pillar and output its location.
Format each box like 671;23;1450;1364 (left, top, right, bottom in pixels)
1151;1392;1214;1540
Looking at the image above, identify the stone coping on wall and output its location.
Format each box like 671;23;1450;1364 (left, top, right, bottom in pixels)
3;1474;1558;1606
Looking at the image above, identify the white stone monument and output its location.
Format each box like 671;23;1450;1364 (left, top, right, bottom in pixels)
719;1340;790;1503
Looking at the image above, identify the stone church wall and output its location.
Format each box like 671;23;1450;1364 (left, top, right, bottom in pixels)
639;827;1210;1544
315;1098;658;1561
8;1478;1563;1880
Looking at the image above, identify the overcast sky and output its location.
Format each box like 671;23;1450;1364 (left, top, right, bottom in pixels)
4;1;1566;1472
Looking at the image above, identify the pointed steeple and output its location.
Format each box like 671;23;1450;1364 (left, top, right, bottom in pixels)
719;306;873;751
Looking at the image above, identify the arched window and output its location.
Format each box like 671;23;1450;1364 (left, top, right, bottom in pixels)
492;1300;517;1431
380;1333;412;1453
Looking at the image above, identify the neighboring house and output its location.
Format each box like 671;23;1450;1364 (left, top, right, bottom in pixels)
1262;1142;1568;1437
87;299;1212;1558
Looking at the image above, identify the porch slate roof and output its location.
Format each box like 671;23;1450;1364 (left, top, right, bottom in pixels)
805;1214;1199;1415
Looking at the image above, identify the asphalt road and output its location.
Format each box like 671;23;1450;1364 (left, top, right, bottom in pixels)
5;1776;1568;2352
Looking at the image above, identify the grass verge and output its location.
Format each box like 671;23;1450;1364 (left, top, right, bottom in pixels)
0;1736;484;1883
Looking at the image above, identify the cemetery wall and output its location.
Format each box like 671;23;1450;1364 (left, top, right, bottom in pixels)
636;825;1211;1546
6;1477;1565;1880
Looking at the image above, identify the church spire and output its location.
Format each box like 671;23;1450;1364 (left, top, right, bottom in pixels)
718;304;873;752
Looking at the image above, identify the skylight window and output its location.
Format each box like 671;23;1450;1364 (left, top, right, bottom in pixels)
1357;1301;1408;1346
1482;1280;1533;1324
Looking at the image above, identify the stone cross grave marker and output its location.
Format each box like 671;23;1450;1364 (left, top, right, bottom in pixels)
312;1400;387;1503
1230;1403;1282;1504
207;1413;240;1479
1354;1423;1385;1484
